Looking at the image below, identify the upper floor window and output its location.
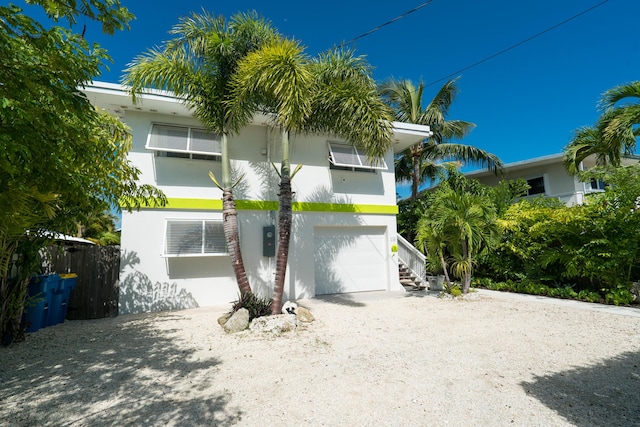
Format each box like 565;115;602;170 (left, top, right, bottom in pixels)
147;124;221;161
164;219;227;257
589;178;607;191
526;176;545;196
327;141;387;173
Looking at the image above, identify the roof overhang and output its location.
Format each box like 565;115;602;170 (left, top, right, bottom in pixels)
81;81;192;118
391;122;433;153
82;82;434;150
465;153;565;179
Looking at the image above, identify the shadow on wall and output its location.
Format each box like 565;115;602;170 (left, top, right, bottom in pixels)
521;350;640;425
240;160;279;299
0;313;241;425
292;185;364;297
119;250;198;315
249;159;279;202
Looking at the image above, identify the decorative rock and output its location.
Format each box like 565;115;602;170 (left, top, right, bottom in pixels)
217;312;231;327
250;314;297;334
223;308;249;333
295;306;315;323
282;301;298;315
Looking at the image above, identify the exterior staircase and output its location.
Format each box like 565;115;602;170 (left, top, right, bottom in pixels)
397;233;427;291
398;260;426;291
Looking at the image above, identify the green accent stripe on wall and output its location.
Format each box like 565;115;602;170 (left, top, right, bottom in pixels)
292;202;399;214
144;198;398;215
164;198;223;210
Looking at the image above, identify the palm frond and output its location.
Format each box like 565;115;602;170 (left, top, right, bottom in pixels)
598;81;640;110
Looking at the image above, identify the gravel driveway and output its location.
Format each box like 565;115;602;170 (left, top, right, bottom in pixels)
1;290;639;426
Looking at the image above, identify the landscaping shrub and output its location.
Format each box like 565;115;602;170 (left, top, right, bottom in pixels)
229;293;273;321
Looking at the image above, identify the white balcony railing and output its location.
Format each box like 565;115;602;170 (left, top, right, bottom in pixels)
397;233;426;283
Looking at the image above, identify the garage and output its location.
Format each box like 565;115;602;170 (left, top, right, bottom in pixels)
313;226;389;295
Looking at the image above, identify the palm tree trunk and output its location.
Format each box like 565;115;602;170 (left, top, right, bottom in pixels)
411;147;420;201
439;252;451;286
461;238;471;294
222;188;251;296
220;132;251;296
272;129;292;315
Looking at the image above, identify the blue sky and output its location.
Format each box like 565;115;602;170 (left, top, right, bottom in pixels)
21;0;640;189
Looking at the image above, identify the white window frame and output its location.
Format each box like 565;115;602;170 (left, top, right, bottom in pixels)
588;178;607;192
163;219;228;257
146;123;222;160
327;141;387;171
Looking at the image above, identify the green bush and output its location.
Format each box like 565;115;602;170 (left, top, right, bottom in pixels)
443;282;462;297
230;293;273;321
604;285;634;306
577;290;601;303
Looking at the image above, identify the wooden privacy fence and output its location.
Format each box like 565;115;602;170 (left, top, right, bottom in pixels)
42;245;120;320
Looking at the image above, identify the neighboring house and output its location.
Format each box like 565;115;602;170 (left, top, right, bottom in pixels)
82;82;432;314
465;153;639;206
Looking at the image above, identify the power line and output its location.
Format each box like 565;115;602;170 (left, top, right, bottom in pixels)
339;1;434;48
424;0;609;88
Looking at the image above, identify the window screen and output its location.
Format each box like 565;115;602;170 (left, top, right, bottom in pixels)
327;142;387;170
165;220;227;256
147;124;222;157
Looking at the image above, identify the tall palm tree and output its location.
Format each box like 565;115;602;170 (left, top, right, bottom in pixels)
379;78;503;201
564;81;640;174
123;11;277;297
231;40;394;314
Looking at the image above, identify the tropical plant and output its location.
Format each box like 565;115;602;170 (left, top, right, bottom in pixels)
78;210;120;246
229;292;273;321
478;165;640;302
417;177;498;294
230;41;394;314
564;81;640;174
123;11;279;297
379;77;502;201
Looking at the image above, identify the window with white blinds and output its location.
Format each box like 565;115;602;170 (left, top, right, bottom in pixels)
327;141;387;171
164;220;227;256
147;124;222;159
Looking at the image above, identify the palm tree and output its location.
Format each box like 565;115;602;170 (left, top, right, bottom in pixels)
123;11;277;297
379;78;503;201
417;182;497;293
77;210;120;246
599;81;640;148
231;41;394;314
564;81;640;174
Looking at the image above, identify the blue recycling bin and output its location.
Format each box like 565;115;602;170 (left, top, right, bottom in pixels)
23;274;60;332
48;273;78;325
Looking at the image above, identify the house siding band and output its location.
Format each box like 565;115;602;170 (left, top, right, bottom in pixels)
129;198;399;214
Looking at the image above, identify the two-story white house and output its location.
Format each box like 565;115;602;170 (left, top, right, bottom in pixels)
82;82;432;314
465;153;639;206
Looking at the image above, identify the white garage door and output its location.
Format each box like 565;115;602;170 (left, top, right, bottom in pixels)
314;226;388;295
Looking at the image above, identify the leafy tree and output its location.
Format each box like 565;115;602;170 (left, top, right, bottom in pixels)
0;3;164;343
397;197;429;244
379;77;502;201
123;11;278;297
231;41;393;314
564;81;640;174
25;0;133;34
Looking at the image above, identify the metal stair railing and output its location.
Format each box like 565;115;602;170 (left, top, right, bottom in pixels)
397;233;426;284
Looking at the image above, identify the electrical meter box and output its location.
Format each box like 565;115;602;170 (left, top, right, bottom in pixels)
263;225;276;257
